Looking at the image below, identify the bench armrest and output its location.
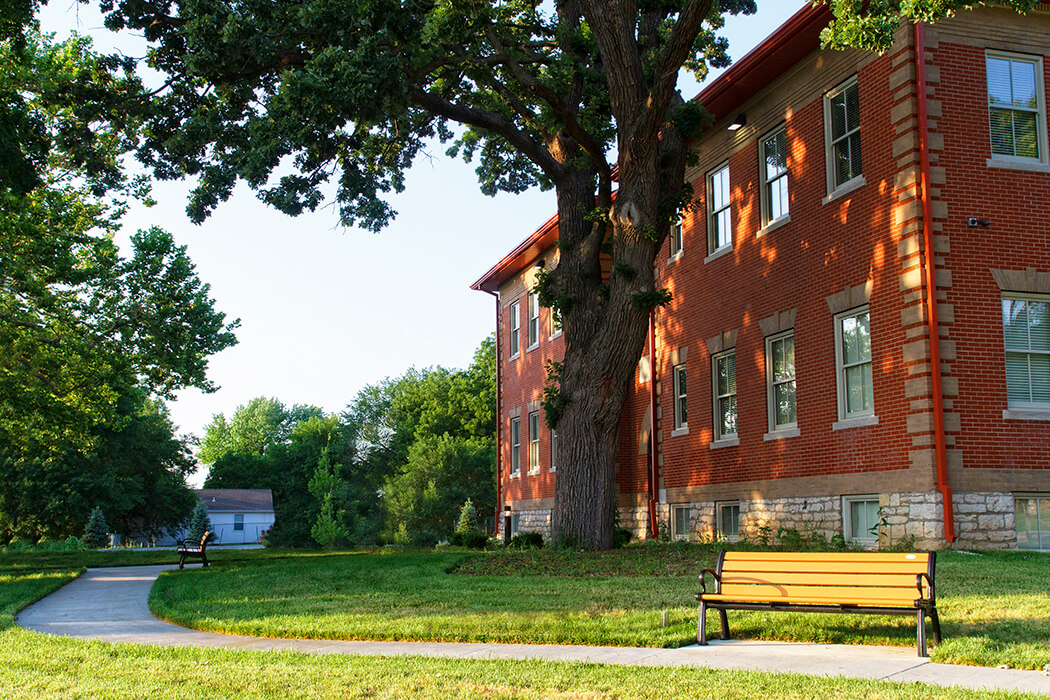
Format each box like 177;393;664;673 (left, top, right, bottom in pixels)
915;572;935;602
697;568;721;597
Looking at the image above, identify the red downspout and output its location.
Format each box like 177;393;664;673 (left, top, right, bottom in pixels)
483;290;503;537
915;22;956;543
648;310;659;539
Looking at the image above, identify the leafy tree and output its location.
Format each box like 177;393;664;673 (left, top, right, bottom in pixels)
83;506;109;548
456;499;479;535
98;0;1036;547
199;398;323;465
185;499;212;543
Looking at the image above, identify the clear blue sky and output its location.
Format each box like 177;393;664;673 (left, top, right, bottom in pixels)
38;1;803;478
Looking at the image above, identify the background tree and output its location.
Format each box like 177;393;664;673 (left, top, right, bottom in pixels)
185;499;212;543
199;398;323;465
82;506;109;548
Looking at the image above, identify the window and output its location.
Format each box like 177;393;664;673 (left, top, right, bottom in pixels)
1003;295;1050;408
234;514;244;532
669;221;683;257
509;512;521;537
766;331;796;431
1015;494;1050;550
671;505;691;541
509;301;520;357
528;411;540;473
527;292;539;349
510;417;521;475
550;429;557;471
673;363;688;431
760;125;789;228
707;163;731;254
716;502;740;541
987;52;1046;162
825;77;862;192
713;350;737;441
843;495;879;544
836;307;874;419
549;306;562;338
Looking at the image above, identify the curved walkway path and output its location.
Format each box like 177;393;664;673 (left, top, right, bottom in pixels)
15;565;1050;694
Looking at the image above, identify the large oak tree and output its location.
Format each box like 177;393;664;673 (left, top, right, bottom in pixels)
99;0;1037;547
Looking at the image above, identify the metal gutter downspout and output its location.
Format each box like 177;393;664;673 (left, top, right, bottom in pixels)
482;289;503;537
648;310;659;539
915;22;956;543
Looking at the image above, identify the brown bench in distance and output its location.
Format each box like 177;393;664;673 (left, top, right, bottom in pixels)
696;551;941;656
176;531;212;569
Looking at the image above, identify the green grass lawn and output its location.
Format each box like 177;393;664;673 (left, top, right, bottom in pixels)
149;545;1050;670
0;556;1041;699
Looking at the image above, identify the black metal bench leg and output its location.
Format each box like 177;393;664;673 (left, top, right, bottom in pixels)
698;601;708;645
930;607;942;645
201;553;209;567
718;609;730;640
917;609;928;657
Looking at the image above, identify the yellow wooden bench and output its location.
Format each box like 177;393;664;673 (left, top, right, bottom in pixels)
696;551;941;656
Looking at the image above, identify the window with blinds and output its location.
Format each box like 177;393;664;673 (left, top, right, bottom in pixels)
713;350;737;440
760;125;789;227
1003;296;1050;408
825;76;862;191
987;52;1045;161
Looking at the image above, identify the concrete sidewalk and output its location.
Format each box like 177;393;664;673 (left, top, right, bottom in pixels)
15;565;1050;695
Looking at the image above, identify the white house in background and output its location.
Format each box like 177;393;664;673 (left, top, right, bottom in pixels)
195;489;275;544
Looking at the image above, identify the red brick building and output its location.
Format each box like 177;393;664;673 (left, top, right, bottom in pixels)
472;4;1050;550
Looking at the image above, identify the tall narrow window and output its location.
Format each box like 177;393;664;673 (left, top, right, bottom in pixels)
669;221;683;257
550;429;557;471
528;411;540;473
766;331;796;431
707;164;731;254
836;307;874;419
713;350;737;441
671;505;690;541
527;292;539;349
825;76;862;192
549;306;562;338
509;301;520;357
510;417;521;475
673;364;688;431
760;125;789;228
987;52;1046;162
1003;296;1050;408
234;513;244;532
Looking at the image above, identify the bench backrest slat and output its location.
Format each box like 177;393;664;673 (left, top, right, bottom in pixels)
717;583;920;603
721;572;922;588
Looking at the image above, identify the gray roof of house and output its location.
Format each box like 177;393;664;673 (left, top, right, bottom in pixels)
195;489;274;513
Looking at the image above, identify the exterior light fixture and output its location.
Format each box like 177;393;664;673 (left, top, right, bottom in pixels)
534;259;545;269
728;114;747;131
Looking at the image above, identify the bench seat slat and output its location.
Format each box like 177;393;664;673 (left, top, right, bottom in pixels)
720;572;923;587
723;552;929;564
700;593;923;607
715;583;925;603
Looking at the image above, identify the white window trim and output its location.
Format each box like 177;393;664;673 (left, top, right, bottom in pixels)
712;349;737;443
528;411;540;473
526;292;540;351
716;501;741;542
834;306;876;423
1003;292;1050;411
673;363;688;432
510;417;521;476
509;301;520;359
985;50;1048;167
706;162;732;255
765;330;797;434
759;124;790;230
668;221;683;260
842;494;880;545
670;504;691;541
824;75;863;196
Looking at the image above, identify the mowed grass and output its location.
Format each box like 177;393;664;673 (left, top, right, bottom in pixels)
0;560;1040;699
150;545;1050;669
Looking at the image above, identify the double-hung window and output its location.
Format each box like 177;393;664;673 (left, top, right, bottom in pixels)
234;514;244;532
549;306;562;338
509;301;520;357
760;125;789;228
528;411;540;473
510;417;521;475
707;164;731;254
527;292;540;349
987;52;1046;163
1003;295;1050;408
713;350;737;441
550;429;557;471
836;307;874;419
669;221;683;258
825;76;862;193
766;331;796;432
673;363;688;431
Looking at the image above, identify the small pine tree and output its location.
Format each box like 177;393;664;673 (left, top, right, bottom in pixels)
312;493;350;547
185;499;213;543
456;499;478;535
83;507;110;549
